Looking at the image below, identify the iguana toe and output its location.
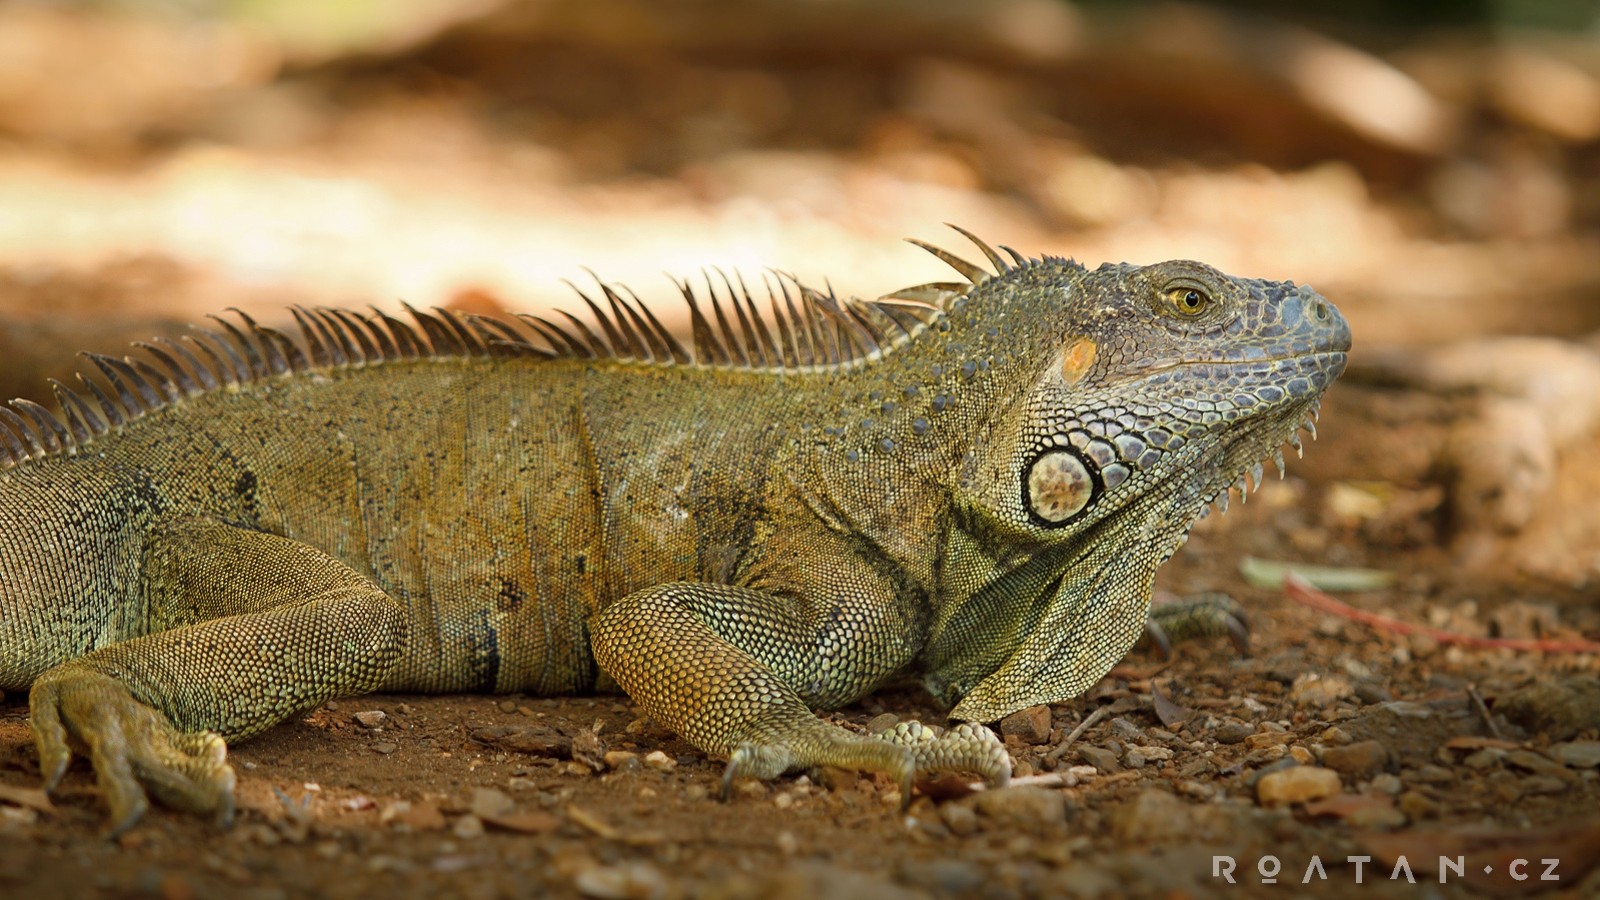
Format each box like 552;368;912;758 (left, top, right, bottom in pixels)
29;667;237;837
877;720;1011;791
719;719;1011;809
719;723;916;804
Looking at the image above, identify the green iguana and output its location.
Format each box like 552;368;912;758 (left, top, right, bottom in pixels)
0;228;1349;835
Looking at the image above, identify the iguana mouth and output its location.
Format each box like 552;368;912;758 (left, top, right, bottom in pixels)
1142;348;1350;378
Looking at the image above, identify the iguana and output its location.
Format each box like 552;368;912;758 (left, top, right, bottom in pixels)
0;228;1349;835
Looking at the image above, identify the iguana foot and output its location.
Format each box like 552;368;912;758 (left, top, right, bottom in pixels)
720;719;1010;809
30;668;236;838
1142;592;1249;658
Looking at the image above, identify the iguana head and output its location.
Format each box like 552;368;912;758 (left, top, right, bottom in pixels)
917;241;1350;722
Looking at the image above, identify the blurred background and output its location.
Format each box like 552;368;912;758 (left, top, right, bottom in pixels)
1;0;1599;584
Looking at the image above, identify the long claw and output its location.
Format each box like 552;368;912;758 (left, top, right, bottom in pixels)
1144;616;1175;659
719;753;741;802
215;789;236;829
30;686;72;793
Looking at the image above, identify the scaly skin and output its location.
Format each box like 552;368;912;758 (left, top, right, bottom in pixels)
0;231;1349;834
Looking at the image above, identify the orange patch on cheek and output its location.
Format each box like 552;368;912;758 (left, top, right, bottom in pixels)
1060;337;1097;385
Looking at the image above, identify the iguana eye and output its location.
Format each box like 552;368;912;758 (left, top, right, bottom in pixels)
1162;286;1210;317
1024;448;1099;527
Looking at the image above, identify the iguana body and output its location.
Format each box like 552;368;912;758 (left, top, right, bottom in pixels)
0;231;1349;834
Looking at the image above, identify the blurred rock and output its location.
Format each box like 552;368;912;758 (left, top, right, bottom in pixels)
1321;740;1393;779
575;861;668;900
965;786;1068;832
1488;43;1600;142
1000;705;1052;745
1498;677;1600;742
759;862;921;900
1256;766;1341;807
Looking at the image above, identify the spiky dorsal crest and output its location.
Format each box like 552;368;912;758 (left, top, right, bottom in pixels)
0;227;1019;470
883;223;1021;308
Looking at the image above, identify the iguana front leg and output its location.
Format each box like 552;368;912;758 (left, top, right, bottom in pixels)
1143;593;1250;657
590;582;1009;803
29;517;407;836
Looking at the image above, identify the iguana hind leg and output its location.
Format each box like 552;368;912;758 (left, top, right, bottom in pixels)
590;581;1009;806
29;517;407;836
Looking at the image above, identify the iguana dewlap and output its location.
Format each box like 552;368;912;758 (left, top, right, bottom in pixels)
0;229;1350;834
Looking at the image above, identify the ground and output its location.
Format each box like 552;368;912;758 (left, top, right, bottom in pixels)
2;2;1600;898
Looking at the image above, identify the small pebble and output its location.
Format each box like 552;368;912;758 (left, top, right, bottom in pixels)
1409;765;1454;784
353;710;387;729
865;713;900;734
1000;705;1052;744
1256;766;1341;807
1354;682;1394;705
603;750;640;772
1108;717;1144;742
642;750;676;771
469;788;514;819
1213;722;1254;744
1551;740;1600;769
1078;745;1120;773
1289;673;1354;707
1520;775;1567;795
939;802;977;837
1108;789;1195;842
574;862;667;900
1318;726;1352;745
1321;739;1391;778
968;787;1067;831
452;815;485;840
1369;774;1403;795
1244;731;1296;750
1344;802;1407;830
1504;750;1572;780
1397;791;1440;819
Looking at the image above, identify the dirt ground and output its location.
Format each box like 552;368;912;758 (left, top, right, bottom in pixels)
2;2;1600;898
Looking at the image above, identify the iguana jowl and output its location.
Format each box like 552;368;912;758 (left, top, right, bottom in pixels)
0;229;1350;834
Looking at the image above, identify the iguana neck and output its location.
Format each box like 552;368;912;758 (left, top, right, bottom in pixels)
786;277;1066;598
